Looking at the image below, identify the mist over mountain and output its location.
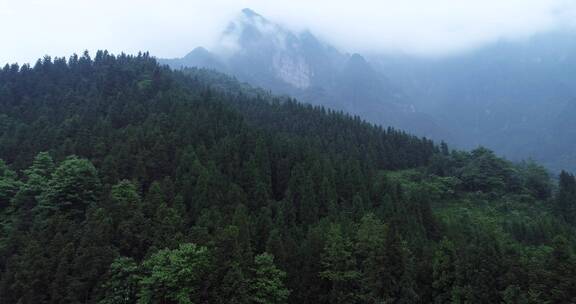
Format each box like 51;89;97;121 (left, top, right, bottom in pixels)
161;9;448;140
373;30;576;172
163;9;576;172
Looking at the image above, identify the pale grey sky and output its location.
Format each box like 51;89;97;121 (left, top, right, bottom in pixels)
1;0;576;64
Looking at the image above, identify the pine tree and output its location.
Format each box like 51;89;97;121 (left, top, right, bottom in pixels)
110;180;151;258
211;226;251;304
250;253;290;304
556;171;576;224
0;159;20;210
232;204;254;266
266;229;287;268
546;236;576;302
320;224;360;304
98;257;140;304
355;213;388;302
432;238;456;303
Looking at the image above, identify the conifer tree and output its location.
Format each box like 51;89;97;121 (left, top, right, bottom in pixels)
320;224;360;304
250;253;290;304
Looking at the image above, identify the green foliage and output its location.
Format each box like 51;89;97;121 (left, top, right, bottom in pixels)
40;156;101;217
458;147;514;193
0;51;575;304
0;160;20;209
556;171;576;224
432;238;456;303
250;253;290;304
356;214;389;302
517;160;552;200
138;243;211;304
544;236;576;302
320;224;361;304
99;257;140;304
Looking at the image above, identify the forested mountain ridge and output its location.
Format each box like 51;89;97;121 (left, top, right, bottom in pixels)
0;51;576;303
161;8;448;140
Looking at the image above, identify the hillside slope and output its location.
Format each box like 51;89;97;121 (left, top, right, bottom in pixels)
0;52;575;303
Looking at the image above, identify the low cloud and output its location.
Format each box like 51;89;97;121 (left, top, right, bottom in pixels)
1;0;576;64
255;0;576;56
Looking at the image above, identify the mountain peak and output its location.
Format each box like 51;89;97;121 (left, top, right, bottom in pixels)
350;53;367;63
185;47;209;58
241;8;261;19
223;8;270;37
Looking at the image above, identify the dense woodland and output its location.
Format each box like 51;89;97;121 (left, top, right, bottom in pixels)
0;51;576;303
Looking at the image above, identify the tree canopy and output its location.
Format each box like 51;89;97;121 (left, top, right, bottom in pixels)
0;51;575;303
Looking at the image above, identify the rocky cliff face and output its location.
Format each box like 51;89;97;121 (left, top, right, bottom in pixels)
272;53;312;89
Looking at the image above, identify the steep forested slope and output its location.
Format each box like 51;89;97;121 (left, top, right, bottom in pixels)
0;51;575;303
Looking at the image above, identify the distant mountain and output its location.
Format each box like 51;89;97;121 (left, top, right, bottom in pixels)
372;30;576;172
161;8;449;140
161;9;576;172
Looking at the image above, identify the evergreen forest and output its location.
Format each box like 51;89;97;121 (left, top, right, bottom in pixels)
1;51;575;303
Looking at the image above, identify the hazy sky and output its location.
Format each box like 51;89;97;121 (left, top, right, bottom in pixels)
1;0;576;64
